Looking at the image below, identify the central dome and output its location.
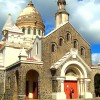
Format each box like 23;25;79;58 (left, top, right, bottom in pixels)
19;5;39;17
16;0;44;33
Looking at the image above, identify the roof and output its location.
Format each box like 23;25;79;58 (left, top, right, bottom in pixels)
9;24;23;34
44;21;68;38
44;21;90;46
27;58;37;62
2;14;13;31
0;44;3;49
16;0;44;27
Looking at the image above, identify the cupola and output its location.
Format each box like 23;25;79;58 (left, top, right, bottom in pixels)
16;0;45;37
55;0;69;28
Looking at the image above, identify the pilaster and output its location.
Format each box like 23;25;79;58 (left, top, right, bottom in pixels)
18;74;26;100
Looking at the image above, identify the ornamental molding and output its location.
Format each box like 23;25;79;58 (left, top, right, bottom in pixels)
50;48;91;72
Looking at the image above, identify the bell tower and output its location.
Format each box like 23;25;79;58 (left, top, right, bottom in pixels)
55;0;69;28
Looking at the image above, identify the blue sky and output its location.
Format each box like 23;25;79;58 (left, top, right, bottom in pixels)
0;0;100;64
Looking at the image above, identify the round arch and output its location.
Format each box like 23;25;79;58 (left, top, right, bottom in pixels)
61;61;88;78
26;70;39;99
60;61;89;99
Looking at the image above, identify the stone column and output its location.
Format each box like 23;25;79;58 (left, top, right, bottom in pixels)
79;78;84;98
52;76;66;100
79;78;92;99
18;74;26;100
84;78;93;98
60;78;65;92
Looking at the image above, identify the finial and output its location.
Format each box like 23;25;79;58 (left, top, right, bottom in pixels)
57;0;66;5
8;13;11;16
28;0;33;6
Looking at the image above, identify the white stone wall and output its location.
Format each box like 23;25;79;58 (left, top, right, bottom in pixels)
7;32;24;44
4;47;21;67
30;37;42;61
0;50;3;66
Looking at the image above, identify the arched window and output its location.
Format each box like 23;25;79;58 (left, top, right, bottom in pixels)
38;29;40;35
80;47;85;56
73;40;78;48
59;37;63;46
66;32;71;41
22;27;25;33
36;43;38;55
28;27;31;34
59;14;62;24
8;77;11;89
11;35;14;43
15;70;19;85
33;28;36;35
51;44;55;52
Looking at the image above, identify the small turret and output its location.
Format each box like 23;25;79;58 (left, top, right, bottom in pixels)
19;48;28;61
2;13;13;31
28;0;34;6
55;0;69;28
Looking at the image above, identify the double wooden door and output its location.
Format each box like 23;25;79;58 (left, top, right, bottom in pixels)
26;81;38;99
64;81;78;99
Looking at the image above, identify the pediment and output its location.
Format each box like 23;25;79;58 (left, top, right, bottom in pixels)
50;48;91;72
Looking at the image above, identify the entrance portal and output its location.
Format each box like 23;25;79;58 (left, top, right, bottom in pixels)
94;74;100;97
64;81;78;99
26;70;39;99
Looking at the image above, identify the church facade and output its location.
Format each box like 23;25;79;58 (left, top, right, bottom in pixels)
0;0;99;100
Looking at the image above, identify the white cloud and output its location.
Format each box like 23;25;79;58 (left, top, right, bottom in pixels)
0;0;100;64
90;20;100;31
0;0;26;20
67;0;100;44
92;53;100;64
0;0;100;43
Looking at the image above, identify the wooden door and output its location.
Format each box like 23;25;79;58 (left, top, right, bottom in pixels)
64;81;78;99
26;81;29;100
33;82;38;99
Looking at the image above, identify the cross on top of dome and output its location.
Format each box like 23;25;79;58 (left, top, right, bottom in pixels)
28;0;34;6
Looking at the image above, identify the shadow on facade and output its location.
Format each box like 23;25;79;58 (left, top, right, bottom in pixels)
26;70;39;99
94;74;100;97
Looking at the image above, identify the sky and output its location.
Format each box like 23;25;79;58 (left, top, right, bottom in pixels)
0;0;100;64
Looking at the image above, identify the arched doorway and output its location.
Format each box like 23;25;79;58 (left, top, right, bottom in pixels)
61;61;89;99
26;70;39;99
64;68;79;99
94;74;100;97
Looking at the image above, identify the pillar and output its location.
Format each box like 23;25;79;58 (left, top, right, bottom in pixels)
18;74;26;100
52;76;66;100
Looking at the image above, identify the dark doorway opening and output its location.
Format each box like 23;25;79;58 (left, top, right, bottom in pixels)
94;74;100;97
